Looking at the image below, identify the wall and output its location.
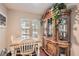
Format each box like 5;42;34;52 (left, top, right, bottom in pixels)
71;4;79;56
6;10;42;48
0;4;7;48
1;3;79;55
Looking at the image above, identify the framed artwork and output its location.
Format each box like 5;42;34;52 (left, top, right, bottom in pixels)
0;14;6;27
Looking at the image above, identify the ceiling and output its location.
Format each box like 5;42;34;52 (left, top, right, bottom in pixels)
3;3;78;19
4;3;53;15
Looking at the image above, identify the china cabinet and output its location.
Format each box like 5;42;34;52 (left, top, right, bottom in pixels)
42;9;71;56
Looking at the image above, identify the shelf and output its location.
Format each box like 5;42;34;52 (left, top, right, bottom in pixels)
43;37;70;46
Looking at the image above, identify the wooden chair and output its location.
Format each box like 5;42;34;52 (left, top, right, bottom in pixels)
10;40;40;56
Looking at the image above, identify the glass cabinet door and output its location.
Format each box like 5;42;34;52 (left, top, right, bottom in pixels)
43;18;53;37
47;18;52;37
58;16;68;41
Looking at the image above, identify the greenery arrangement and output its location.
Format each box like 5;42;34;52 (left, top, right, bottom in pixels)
52;3;67;20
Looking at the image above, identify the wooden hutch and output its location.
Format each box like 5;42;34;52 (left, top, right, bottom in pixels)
41;8;71;56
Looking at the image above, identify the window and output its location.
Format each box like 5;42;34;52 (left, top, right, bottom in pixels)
32;20;40;39
20;18;40;40
21;18;30;40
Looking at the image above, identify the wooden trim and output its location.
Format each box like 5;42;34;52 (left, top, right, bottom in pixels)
42;47;51;56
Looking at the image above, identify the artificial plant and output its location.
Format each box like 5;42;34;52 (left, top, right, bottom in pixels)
52;3;67;20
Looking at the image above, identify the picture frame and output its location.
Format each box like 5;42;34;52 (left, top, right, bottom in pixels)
0;13;6;28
